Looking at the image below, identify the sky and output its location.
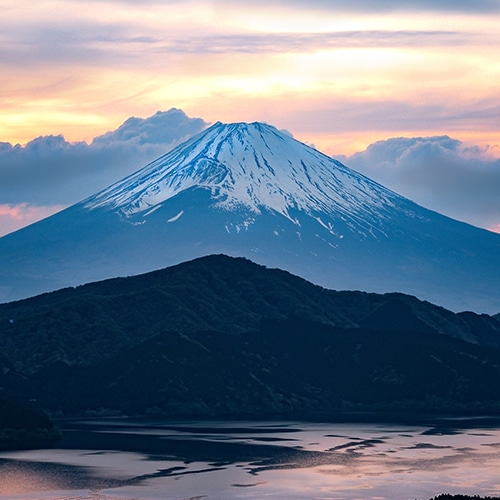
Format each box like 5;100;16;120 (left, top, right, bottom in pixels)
1;0;499;236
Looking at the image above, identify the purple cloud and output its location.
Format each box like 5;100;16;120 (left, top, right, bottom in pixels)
0;109;207;206
222;0;500;13
341;136;500;231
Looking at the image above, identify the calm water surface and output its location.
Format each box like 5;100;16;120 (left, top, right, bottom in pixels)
0;417;499;499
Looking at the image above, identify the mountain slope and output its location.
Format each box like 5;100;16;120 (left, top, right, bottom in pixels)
1;255;499;378
1;122;499;312
1;255;500;417
24;319;500;417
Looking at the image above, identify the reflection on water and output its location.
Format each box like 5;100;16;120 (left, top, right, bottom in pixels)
0;417;499;499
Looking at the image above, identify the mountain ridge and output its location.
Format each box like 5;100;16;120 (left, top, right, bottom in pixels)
1;254;499;376
1;255;500;417
1;121;499;313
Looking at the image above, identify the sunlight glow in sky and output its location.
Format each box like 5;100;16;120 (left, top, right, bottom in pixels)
1;0;499;152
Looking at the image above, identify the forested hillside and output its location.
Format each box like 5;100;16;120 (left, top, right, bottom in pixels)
1;255;499;418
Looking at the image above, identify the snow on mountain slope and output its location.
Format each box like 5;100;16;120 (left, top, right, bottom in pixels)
0;121;500;313
83;122;411;239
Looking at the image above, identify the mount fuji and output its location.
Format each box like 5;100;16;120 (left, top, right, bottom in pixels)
1;121;500;313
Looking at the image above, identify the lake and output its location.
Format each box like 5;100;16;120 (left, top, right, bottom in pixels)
0;416;499;499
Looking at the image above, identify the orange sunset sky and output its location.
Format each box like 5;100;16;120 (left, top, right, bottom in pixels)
1;0;499;235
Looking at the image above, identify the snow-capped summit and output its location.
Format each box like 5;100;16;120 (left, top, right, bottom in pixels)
1;121;500;313
83;121;415;241
85;122;399;223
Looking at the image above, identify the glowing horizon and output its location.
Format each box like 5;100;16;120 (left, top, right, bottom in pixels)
1;1;499;154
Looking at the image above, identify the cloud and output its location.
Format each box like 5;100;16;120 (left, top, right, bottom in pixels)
0;20;158;68
216;0;500;14
0;27;476;68
280;101;500;136
340;136;500;231
91;110;206;147
0;109;207;234
79;0;500;14
158;30;474;55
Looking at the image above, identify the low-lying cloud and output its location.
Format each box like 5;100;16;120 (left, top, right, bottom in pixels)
0;108;207;236
340;136;500;232
1;108;207;206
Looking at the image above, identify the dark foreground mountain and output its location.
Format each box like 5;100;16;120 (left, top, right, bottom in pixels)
0;392;60;450
1;255;499;418
1;122;499;313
